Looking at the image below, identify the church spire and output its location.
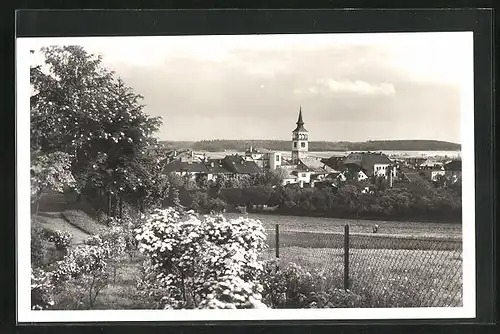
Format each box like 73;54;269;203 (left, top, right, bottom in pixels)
297;106;304;126
293;106;307;132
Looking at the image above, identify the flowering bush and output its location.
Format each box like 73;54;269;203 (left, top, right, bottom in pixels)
100;216;138;260
51;242;110;284
48;230;73;251
49;238;112;308
261;260;362;308
135;208;267;309
31;267;54;310
86;221;129;282
261;260;318;308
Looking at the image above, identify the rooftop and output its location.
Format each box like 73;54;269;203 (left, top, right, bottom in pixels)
293;107;308;133
298;157;333;173
204;159;232;174
163;160;209;174
223;155;262;174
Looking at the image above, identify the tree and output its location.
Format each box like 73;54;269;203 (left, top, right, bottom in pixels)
195;174;209;190
30;151;76;215
254;169;286;187
332;184;359;215
242;186;274;206
30;46;163;213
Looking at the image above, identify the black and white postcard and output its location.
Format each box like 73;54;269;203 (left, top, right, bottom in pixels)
17;28;477;322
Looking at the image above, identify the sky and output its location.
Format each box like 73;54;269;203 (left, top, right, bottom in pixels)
27;32;473;143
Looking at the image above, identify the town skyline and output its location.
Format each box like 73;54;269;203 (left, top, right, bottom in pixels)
28;32;472;144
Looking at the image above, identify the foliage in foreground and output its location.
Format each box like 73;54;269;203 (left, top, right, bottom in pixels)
30;45;167;215
31;208;459;310
261;260;363;308
30;151;76;215
31;218;135;310
135;208;268;309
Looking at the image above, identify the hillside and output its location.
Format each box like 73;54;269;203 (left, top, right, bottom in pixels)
159;140;461;152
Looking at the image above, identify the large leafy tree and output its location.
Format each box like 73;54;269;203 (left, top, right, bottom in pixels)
30;151;76;215
30;46;164;214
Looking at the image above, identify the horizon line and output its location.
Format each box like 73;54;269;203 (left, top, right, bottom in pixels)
158;139;462;145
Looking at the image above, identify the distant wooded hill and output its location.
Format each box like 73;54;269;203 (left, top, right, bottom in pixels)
159;140;461;152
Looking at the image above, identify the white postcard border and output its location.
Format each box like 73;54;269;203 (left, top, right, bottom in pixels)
16;32;476;323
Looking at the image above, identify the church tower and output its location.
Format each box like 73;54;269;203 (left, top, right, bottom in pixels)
291;106;308;164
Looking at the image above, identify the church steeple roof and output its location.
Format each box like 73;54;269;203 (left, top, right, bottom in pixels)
293;106;308;132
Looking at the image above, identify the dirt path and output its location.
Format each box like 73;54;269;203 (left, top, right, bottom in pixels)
36;212;91;245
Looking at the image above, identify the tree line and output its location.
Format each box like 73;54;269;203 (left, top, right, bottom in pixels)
168;170;462;223
160;139;461;152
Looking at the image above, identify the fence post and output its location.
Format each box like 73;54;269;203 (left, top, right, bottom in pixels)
344;224;350;290
275;223;280;259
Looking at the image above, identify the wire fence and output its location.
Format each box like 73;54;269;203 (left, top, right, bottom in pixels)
262;224;462;307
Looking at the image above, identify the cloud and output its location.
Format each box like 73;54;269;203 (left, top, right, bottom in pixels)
26;33;468;143
294;80;395;97
319;79;395;96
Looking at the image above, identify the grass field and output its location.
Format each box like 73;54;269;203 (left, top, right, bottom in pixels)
225;213;462;239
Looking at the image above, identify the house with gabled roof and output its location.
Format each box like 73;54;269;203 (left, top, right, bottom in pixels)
245;146;283;170
202;158;233;181
321;156;345;172
281;166;299;186
297;157;336;186
163;159;209;179
444;159;461;172
222;155;262;176
443;159;462;183
343;151;396;180
419;159;443;169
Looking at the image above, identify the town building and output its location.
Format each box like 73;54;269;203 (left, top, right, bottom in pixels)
291;107;308;165
163;151;263;181
244;147;283;170
202;158;233;181
443;159;462;183
221;155;262;176
277;107;339;188
343;151;397;180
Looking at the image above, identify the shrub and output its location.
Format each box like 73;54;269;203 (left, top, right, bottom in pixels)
50;238;112;309
190;191;210;213
85;222;129;282
190;192;227;213
31;267;55;310
135;208;268;309
207;197;227;213
48;230;72;251
261;260;362;309
31;224;49;267
104;216;139;259
261;260;319;308
309;288;364;308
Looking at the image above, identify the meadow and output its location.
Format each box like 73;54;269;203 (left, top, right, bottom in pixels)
225;213;462;238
